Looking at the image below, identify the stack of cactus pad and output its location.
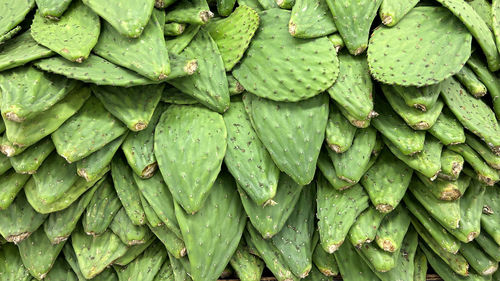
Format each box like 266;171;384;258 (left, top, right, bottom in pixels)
1;0;500;281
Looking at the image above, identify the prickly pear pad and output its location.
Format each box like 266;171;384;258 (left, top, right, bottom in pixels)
35;0;72;19
154;104;227;214
0;0;34;38
233;9;339;101
368;6;472;87
0;31;53;72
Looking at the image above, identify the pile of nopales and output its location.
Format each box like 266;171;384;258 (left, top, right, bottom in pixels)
1;0;500;281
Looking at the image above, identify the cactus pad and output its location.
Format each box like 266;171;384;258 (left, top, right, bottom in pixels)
9;137;54;174
0;243;31;281
0;170;30;209
0;0;34;39
367;6;472;87
289;0;337;39
0;31;53;72
35;0;72;19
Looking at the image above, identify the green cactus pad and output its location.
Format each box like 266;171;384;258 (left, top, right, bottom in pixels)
82;0;155;38
44;256;78;281
111;155;146;225
110;208;153;246
72;226;128;279
233;9;338;101
356;241;398;273
206;5;259;71
245;223;300;281
175;172;246;281
333;241;380;281
223;97;279;206
3;86;90;148
93;84;163;131
317;175;369;253
348;205;386;247
35;0;72;19
0;26;21;44
312;241;339;276
317;149;354;191
467;54;500;119
250;93;328;185
164;0;213;25
361;148;413;213
372;97;425;155
31;0;100;62
367;6;472;87
114;236;155;266
328;127;377;184
168;29;230;113
161;85;199;105
0;0;34;39
437;0;500;71
326;0;382;55
93;10;171;81
481;186;500;246
149;224;186;259
114;241;167;281
164;22;186;36
52;96;128;163
448;144;499;186
391;83;442;112
476;232;500;262
62;242;89;281
165;24;200;55
0;135;27;157
438;149;464;181
288;0;336;39
420;242;475;280
239;173;303;239
217;0;236;16
0;243;31;281
17;227;65;280
455;65;487;98
460;240;498;275
417;172;470;202
9;137;54;175
0;170;29;210
404;193;460;254
43;182;99;244
379;0;418;27
494;0;500;54
0;67;79;123
428;107;466;146
466;133;500;170
230;241;265;281
140;194;163;227
82;177;122;236
0;31;53;72
0;190;46;243
375;205;411;253
326;103;357;153
271;186;315;278
154;104;226;214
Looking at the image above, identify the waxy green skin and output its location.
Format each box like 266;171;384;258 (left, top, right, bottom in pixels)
317;175;369;253
356;239;398;273
0;66;79;122
0;134;26;157
111;156;146;226
10;137;54;174
114;242;166;281
149;223;186;259
71;226;128;279
43;257;78;281
417;172;471;202
4;86;90;148
168;30;230;113
326;103;357;153
77;133;127;182
412;219;469;276
476;232;500;262
233;9;339;102
239;173;303;239
0;170;30;209
467;53;500;120
122;103;166;179
316;149;352;191
167;252;192;281
333;241;380;281
228;75;245;96
375;205;411;253
256;0;278;9
63;242;89;281
152;260;174;281
328;51;374;122
328;33;344;52
469;0;493;28
0;242;31;281
271;186;316;278
223;97;279;206
154;104;226;214
448;143;499;186
17;227;65;280
165;0;213;25
250;93;329;185
114;233;155;266
52;96;128;163
0;191;47;243
245;224;299;281
414;248;428;281
439;149;465;181
83;0;155;38
404;192;460;254
43;182;99;244
175;172;246;281
460;241;498;275
162;85;199;105
382;84;444;130
289;0;337;39
93;9;171;81
409;177;460;230
348;205;386;247
379;0;419;26
372;97;425;155
230;242;265;281
0;151;10;175
312;241;339;276
441;77;500;156
141;193;162;228
384;135;443;179
429;107;466;146
361;148;413;213
368;6;472;87
303;265;333;281
391;83;441;112
0;26;21;44
35;0;72;19
466;133;500;170
455;65;487;98
82;177;122;236
134;172;181;238
206;5;260;71
164;22;186;36
0;0;34;39
325;0;382;55
31;0;100;62
165;24;200;55
481;186;500;246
